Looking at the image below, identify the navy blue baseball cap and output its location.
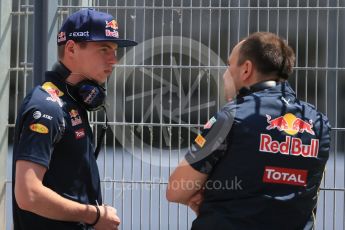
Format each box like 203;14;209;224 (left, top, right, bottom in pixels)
57;8;137;47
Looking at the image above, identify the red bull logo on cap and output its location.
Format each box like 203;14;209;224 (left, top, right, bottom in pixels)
105;20;118;30
105;20;119;38
266;113;315;136
57;32;66;43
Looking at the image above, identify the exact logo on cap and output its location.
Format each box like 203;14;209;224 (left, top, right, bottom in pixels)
105;19;119;38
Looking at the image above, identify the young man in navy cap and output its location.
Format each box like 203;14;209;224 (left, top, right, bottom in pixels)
167;32;331;229
12;9;136;230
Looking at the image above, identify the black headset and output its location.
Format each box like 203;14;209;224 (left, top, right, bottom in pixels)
237;80;278;98
52;61;106;112
51;61;108;159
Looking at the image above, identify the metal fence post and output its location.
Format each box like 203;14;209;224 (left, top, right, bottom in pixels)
33;0;48;86
0;0;12;229
47;0;58;70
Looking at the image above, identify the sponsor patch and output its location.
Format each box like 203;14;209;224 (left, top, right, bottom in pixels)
57;31;66;42
42;82;64;96
203;116;217;129
33;111;42;119
33;111;52;120
84;88;97;104
30;123;49;134
266;113;315;136
42;114;53;120
42;82;64;107
105;20;119;38
263;166;308;186
69;109;83;126
195;134;206;148
75;128;85;139
69;31;89;37
46;96;61;106
105;29;119;38
105;20;118;30
259;134;319;158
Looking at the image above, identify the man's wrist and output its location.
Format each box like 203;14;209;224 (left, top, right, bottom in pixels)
83;204;100;226
86;204;100;227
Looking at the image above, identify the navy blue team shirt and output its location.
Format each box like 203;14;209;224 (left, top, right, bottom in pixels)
12;71;101;230
185;81;331;230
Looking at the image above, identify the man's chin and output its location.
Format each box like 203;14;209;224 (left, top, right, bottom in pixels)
104;70;113;76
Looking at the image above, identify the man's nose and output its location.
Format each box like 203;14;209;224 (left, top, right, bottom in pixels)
110;53;117;64
222;69;228;79
108;50;118;64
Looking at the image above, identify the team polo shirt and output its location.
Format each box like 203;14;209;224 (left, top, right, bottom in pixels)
185;81;331;230
12;71;101;230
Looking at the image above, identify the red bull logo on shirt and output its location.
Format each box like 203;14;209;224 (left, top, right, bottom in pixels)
69;109;82;126
260;113;319;158
266;113;315;135
259;134;319;157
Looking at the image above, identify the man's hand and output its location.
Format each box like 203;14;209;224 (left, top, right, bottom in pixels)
94;205;121;230
188;190;204;216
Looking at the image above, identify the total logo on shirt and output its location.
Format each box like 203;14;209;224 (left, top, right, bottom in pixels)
263;166;308;186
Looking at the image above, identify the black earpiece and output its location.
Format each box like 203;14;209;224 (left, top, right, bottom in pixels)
51;62;106;111
73;80;106;111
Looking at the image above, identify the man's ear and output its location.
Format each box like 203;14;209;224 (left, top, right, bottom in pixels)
240;60;253;82
64;40;77;58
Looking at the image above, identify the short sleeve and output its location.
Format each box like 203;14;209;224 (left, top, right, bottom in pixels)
185;106;235;174
14;102;65;168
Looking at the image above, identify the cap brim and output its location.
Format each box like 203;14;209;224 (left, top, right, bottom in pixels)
58;38;138;47
109;39;138;47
